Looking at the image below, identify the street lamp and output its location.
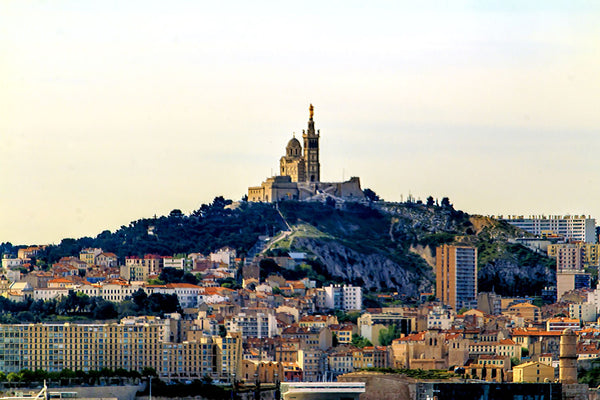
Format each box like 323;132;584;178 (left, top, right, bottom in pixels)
274;373;280;400
230;373;236;400
254;372;260;400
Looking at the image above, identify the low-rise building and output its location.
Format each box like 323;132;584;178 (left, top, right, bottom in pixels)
546;317;580;332
512;361;555;383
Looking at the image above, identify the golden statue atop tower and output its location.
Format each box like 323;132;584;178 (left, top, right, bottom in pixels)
309;103;314;119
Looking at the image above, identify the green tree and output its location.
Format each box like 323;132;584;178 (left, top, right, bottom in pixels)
7;372;19;386
131;288;148;310
91;298;118;319
378;325;401;346
363;188;380;202
351;334;372;348
18;369;36;383
141;367;158;377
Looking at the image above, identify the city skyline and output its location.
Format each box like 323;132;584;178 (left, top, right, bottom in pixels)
2;1;600;245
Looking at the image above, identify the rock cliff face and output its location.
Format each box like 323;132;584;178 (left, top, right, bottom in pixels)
294;237;433;296
276;201;555;298
478;257;555;296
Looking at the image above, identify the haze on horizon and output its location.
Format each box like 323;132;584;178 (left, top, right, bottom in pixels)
2;1;600;245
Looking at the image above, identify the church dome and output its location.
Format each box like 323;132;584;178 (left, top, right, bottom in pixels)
286;136;302;157
287;137;301;149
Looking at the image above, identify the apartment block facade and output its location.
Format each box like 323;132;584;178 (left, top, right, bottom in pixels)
0;319;241;381
548;243;600;269
323;285;362;311
436;245;477;311
502;215;596;243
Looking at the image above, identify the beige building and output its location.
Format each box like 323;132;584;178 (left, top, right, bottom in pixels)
513;361;555;383
0;319;242;381
548;243;600;268
557;270;591;300
504;302;541;323
239;359;284;384
467;362;506;382
390;330;469;370
79;248;103;265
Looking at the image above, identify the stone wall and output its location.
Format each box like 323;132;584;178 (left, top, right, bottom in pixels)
337;372;416;400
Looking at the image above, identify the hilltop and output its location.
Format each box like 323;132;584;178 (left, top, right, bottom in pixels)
3;197;556;300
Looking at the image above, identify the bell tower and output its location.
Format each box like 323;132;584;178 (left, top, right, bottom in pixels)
302;104;320;182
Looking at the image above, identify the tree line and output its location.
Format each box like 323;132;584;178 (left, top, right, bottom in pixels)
0;289;181;323
3;197;285;266
0;367;157;387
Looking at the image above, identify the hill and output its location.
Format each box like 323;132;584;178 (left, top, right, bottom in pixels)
4;197;556;299
268;200;555;298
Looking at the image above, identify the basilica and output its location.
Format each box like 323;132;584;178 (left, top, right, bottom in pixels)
247;105;364;203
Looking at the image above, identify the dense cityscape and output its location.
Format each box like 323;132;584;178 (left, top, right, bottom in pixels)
1;107;599;400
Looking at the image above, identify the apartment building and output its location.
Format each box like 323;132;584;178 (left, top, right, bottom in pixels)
548;243;600;268
352;346;389;369
546;317;580;332
502;215;596;243
569;303;597;323
0;319;241;380
123;255;164;280
79;248;103;265
427;306;454;330
436;245;478;310
557;271;591;300
322;285;362;311
226;310;278;339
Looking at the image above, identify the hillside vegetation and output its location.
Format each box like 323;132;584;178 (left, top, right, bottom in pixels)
2;197;556;299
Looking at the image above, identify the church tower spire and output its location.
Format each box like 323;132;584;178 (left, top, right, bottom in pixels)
303;104;321;182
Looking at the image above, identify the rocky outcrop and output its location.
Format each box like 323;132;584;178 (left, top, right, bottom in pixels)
278;201;555;298
409;244;435;268
478;258;555;296
294;237;433;296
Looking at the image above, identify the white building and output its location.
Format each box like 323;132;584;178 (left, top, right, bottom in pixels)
427;306;455;330
166;283;201;308
1;256;24;270
502;215;596;243
209;247;237;266
324;284;362;311
5;269;21;282
226;311;278;338
163;256;193;270
588;288;600;310
569;303;597;323
33;287;70;301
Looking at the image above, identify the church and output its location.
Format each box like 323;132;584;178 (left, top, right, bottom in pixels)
248;105;365;203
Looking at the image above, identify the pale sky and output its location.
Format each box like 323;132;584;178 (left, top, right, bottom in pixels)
2;1;600;245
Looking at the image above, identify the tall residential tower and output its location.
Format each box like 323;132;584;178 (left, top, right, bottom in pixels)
436;244;478;310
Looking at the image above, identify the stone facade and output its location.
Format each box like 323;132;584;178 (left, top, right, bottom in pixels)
248;105;365;203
